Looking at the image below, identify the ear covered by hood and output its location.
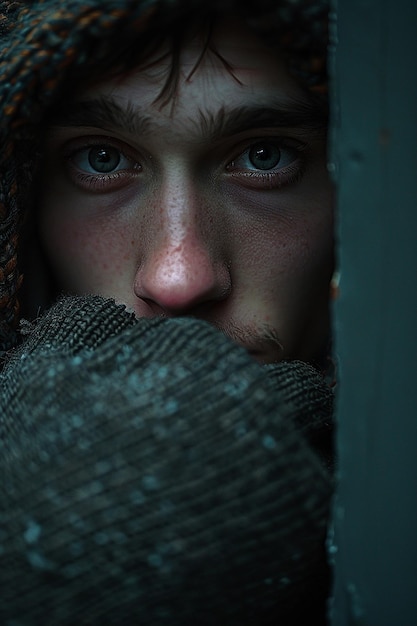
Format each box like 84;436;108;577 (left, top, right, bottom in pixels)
0;0;329;353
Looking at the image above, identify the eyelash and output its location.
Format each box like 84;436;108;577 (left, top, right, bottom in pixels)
64;138;141;192
225;139;306;190
63;136;306;193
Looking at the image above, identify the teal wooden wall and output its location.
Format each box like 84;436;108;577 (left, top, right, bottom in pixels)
329;0;417;623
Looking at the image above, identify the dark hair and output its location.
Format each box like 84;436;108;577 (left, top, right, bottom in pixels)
59;0;329;112
75;12;230;109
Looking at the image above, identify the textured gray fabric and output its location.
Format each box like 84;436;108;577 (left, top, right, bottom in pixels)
0;296;333;625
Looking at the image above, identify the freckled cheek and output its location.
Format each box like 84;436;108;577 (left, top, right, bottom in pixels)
279;220;333;287
40;213;136;294
231;206;334;314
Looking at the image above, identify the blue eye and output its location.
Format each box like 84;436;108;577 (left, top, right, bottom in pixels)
230;141;297;173
70;144;137;174
226;139;305;190
88;146;121;173
248;143;282;170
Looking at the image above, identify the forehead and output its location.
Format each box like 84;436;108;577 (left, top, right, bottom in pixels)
71;17;311;124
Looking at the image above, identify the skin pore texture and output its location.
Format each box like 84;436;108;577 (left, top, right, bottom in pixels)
37;18;334;365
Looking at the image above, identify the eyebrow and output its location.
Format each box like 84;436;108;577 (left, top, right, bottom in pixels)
199;100;327;140
48;95;328;141
49;97;153;137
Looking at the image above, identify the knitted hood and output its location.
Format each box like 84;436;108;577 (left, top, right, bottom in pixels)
0;0;329;353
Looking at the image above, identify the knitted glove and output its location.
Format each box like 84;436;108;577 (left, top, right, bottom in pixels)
0;296;333;626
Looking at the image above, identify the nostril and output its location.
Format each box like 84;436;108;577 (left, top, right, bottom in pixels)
136;297;171;318
133;246;231;315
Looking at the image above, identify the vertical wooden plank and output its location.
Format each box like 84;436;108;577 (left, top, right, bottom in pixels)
329;0;417;624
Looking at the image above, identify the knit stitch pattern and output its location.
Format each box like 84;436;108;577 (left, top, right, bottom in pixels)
1;296;333;625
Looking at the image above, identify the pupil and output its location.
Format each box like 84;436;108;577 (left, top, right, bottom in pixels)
89;146;120;173
249;143;281;170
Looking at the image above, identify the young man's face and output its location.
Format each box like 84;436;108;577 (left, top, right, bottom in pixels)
38;18;334;364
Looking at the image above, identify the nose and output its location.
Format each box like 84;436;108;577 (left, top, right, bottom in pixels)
134;183;231;315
